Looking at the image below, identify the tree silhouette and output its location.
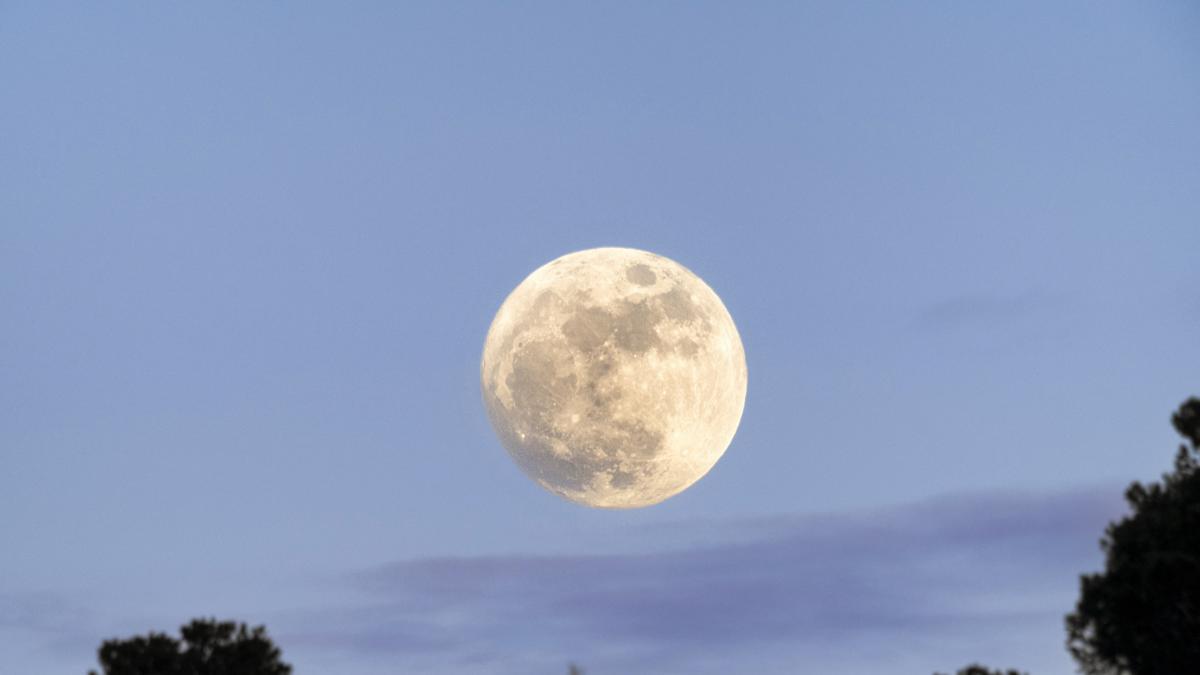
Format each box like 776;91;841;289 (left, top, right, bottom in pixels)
1065;397;1200;674
88;618;291;675
934;664;1027;675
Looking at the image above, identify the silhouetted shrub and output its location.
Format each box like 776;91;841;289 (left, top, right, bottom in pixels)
1065;397;1200;674
934;664;1027;675
88;618;291;675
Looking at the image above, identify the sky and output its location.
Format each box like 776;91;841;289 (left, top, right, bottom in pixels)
1;2;1198;674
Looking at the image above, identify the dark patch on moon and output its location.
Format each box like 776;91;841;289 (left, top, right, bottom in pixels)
612;419;663;458
584;379;618;413
657;287;700;322
558;281;715;361
562;298;669;356
583;350;621;412
613;301;661;353
530;290;564;317
608;469;639;489
506;340;575;426
626;263;657;286
561;305;612;352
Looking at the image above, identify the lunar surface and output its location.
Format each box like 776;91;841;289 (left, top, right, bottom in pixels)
480;247;747;508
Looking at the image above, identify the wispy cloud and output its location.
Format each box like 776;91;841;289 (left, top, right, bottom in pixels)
916;291;1065;328
278;485;1127;675
0;591;89;633
0;590;99;670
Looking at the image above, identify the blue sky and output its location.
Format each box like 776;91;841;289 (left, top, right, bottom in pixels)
2;2;1198;674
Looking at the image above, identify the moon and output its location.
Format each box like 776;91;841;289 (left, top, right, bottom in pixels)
480;247;747;508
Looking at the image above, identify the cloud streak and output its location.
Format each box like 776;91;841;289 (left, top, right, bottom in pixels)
916;291;1065;328
278;485;1128;674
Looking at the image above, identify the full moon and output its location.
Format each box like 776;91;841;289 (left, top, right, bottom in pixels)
480;247;747;508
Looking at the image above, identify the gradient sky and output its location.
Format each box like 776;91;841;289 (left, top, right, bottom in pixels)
2;2;1198;674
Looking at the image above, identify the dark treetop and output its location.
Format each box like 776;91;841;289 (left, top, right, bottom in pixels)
88;618;291;675
934;667;1027;675
1065;398;1200;675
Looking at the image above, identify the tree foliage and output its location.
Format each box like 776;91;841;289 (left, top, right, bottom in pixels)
88;618;291;675
1065;397;1200;675
934;664;1027;675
